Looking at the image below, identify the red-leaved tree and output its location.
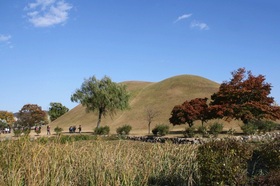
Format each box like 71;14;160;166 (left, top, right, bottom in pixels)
17;104;49;127
210;68;280;124
169;98;209;127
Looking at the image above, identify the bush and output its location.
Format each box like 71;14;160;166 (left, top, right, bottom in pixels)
73;135;93;141
249;138;280;184
152;124;169;136
255;138;280;173
116;124;132;135
197;139;253;185
209;122;224;137
254;120;278;133
241;123;258;135
23;128;30;136
94;126;110;135
58;135;74;144
253;170;280;185
13;128;22;137
184;127;196;138
227;128;236;136
197;126;209;138
54;126;63;135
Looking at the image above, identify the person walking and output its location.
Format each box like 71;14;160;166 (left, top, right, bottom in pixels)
78;125;82;133
47;125;51;135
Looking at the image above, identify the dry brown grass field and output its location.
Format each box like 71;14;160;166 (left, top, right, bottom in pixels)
48;74;245;137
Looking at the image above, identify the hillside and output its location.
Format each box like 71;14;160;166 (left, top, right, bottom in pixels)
50;75;220;135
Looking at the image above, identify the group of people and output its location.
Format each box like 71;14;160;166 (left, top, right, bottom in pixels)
1;127;11;134
69;125;82;133
35;126;41;132
33;125;82;135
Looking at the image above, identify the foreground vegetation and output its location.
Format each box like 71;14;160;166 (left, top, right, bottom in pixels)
0;135;279;186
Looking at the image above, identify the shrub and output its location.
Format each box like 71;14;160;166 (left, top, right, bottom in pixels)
13;128;22;137
152;124;169;136
255;138;280;172
197;139;253;185
197;126;209;138
254;120;278;133
23;128;30;136
73;135;97;141
241;123;258;135
227;128;236;136
54;126;63;135
249;138;280;184
116;124;132;135
184;127;196;138
94;126;110;135
253;170;280;186
209;122;224;137
59;135;74;144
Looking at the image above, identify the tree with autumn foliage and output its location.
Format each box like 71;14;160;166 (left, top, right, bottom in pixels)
0;111;15;125
0;111;15;130
169;98;209;127
210;68;280;124
16;104;49;127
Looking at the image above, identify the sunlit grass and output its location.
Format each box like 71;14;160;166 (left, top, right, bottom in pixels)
0;137;198;186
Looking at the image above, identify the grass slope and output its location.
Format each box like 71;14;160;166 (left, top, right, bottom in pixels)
50;75;220;135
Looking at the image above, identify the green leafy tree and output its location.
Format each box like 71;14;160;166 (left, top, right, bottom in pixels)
210;68;280;124
17;104;49;127
71;76;130;128
48;102;69;121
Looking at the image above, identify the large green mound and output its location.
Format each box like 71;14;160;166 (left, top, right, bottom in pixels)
50;75;219;135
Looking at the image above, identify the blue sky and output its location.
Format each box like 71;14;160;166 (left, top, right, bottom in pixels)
1;0;280;113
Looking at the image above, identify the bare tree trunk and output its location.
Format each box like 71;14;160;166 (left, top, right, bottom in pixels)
148;122;151;134
96;110;102;128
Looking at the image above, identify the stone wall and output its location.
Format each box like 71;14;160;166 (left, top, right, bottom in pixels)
126;131;280;144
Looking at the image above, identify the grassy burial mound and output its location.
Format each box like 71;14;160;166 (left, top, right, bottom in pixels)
50;75;219;135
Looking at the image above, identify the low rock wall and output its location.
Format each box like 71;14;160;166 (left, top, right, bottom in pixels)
126;131;280;144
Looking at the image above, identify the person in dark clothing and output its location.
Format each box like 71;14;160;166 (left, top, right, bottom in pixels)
47;125;51;135
78;125;82;133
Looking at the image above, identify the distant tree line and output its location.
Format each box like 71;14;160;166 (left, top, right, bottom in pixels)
0;102;69;130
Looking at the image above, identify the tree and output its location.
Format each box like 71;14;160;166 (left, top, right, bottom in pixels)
169;98;209;127
17;104;49;127
145;107;160;134
210;68;280;124
189;98;209;126
71;76;130;128
48;102;69;121
0;111;15;125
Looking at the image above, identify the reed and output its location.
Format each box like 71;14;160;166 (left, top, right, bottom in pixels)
0;138;198;186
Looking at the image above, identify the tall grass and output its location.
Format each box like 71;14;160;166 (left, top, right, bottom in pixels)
0;137;198;186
